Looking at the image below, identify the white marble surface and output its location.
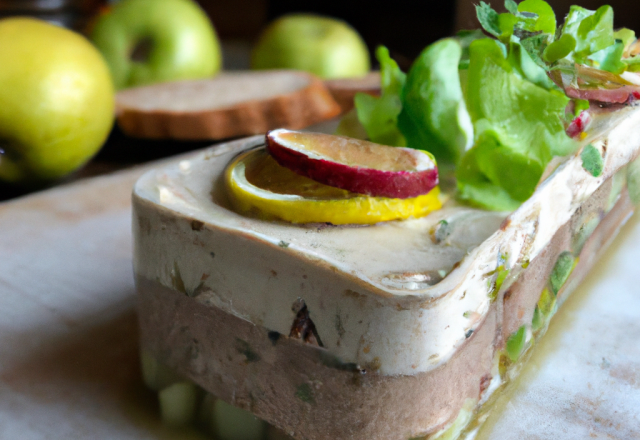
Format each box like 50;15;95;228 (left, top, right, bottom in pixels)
0;152;638;439
476;208;640;439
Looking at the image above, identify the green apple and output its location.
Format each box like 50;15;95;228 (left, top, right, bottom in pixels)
251;14;371;79
0;17;114;184
91;0;221;90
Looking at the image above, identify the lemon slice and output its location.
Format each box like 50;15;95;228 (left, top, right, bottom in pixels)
225;148;442;225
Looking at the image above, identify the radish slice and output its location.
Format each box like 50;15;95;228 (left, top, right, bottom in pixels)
265;129;438;199
565;85;640;104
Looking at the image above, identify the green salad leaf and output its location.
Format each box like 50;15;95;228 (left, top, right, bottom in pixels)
505;0;519;15
624;56;640;72
508;38;556;89
398;38;472;163
519;33;550;68
572;98;590;116
456;132;525;211
518;0;556;35
353;46;406;147
378;45;406;95
343;0;633;212
476;1;502;38
458;38;573;209
478;0;558;45
563;5;615;64
614;27;636;51
589;40;626;74
543;33;576;63
458;29;486;69
498;13;520;41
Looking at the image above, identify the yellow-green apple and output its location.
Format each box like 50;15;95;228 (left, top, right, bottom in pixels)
91;0;221;90
266;129;438;198
0;17;114;184
251;14;370;79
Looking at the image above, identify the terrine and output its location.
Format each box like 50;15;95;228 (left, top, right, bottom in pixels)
132;105;640;439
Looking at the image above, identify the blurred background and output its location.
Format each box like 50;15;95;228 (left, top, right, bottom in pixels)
3;0;639;73
1;0;640;201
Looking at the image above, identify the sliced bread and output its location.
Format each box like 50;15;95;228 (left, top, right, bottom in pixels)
324;71;381;113
115;71;342;141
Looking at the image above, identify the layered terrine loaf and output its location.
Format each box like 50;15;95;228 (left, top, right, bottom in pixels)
133;106;640;440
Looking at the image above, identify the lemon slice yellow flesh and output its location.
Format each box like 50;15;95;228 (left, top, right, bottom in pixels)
225;148;442;225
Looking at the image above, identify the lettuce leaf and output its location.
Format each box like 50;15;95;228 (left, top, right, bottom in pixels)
505;0;519;15
588;40;626;74
508;38;556;89
378;45;406;95
520;32;550;68
457;29;486;69
346;0;618;212
476;1;502;38
457;38;575;209
517;0;556;35
624;56;640;72
553;5;630;74
457;142;523;211
498;13;520;41
614;27;636;52
477;1;552;44
476;1;558;70
562;5;615;64
353;46;406;146
543;33;576;63
397;38;473;163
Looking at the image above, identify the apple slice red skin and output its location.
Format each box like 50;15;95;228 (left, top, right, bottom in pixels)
265;131;439;199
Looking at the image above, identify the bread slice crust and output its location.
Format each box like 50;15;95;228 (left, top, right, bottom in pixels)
116;71;342;140
324;71;381;113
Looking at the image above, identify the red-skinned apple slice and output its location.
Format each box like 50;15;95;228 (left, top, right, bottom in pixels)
265;129;438;199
